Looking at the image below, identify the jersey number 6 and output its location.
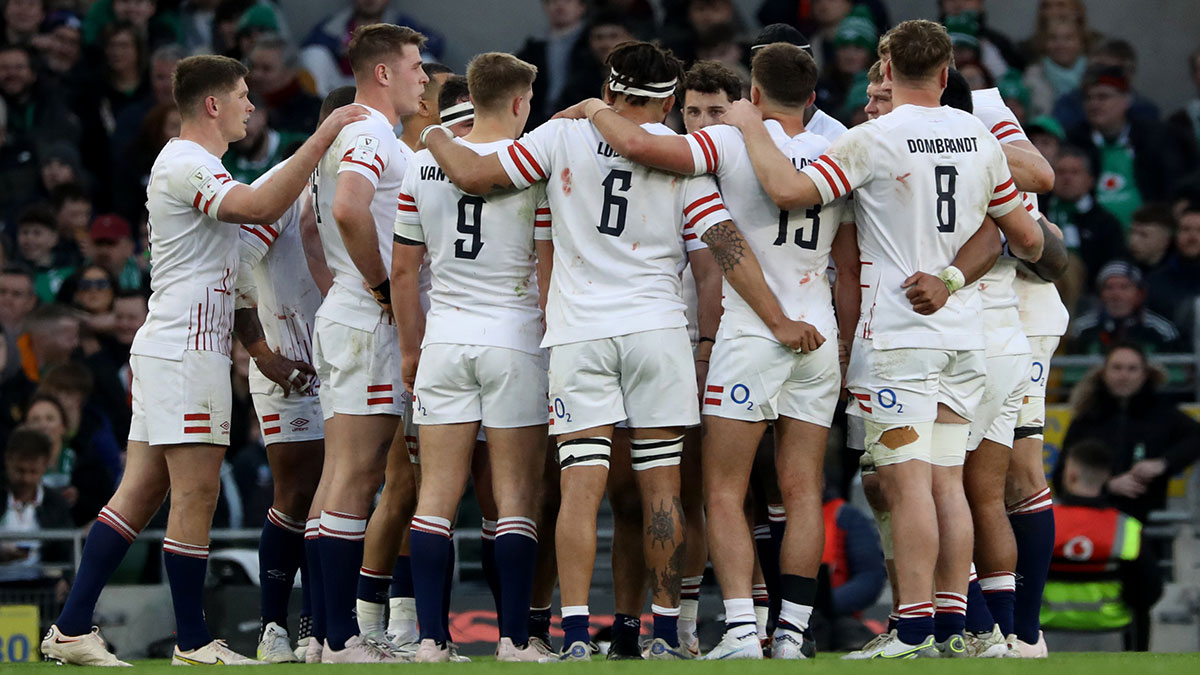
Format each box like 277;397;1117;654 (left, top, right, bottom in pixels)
598;169;632;237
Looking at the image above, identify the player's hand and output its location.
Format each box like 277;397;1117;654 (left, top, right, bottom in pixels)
554;98;603;120
315;104;370;142
1107;471;1148;499
838;338;851;383
1130;458;1167;482
255;350;317;397
902;272;950;315
401;351;420;395
694;358;709;404
772;319;825;353
721;99;763;130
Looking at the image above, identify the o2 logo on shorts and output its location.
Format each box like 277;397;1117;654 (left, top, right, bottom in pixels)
413;394;428;417
704;384;754;410
877;388;903;413
1031;361;1045;384
553;397;572;423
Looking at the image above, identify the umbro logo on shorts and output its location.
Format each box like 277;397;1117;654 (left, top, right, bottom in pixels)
290;417;310;431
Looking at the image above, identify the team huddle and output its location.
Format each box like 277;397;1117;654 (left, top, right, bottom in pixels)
38;16;1072;665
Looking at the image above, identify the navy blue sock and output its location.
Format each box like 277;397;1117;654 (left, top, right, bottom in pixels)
767;508;786;627
318;511;367;650
965;578;994;633
612;613;640;648
304;522;325;643
887;614;898;632
895;603;933;645
495;519;538;643
57;507;136;636
356;568;391;603
529;606;552;644
390;554;414;599
651;606;679;647
410;516;453;643
259;509;304;628
163;539;213;651
561;612;589;648
980;572;1017;637
753;523;782;631
481;520;503;623
933;592;967;643
442;541;455;640
298;547;312;634
1011;498;1054;644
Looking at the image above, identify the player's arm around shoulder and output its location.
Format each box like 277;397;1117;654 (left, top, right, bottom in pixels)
219;104;368;224
422;125;516;196
987;142;1044;262
567;98;697;174
722;99;825;211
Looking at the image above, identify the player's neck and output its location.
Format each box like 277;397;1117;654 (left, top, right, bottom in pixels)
761;109;807;137
399;115;434;151
354;91;398;125
463;116;516;144
890;83;943;109
610;102;661;126
178;120;229;158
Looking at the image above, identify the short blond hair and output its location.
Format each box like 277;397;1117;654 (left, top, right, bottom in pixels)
867;60;884;85
467;52;538;112
881;20;953;83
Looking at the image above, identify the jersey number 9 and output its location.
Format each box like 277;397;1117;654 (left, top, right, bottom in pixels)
455;195;485;259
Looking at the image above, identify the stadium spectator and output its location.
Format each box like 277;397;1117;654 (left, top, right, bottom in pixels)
1023;18;1089;118
57;264;118;353
301;0;443;96
81;289;144;446
0;304;80;438
50;184;92;261
1146;203;1200;342
24;392;115;527
1020;0;1102;63
1126;204;1175;275
0;264;35;379
555;10;636;112
38;361;122;483
1166;47;1200;175
1027;115;1066;168
177;0;219;54
0;0;44;47
110;43;183;174
247;32;321;135
1067;261;1183;355
112;100;178;222
819;488;886;630
754;0;889;52
0;425;73;585
1053;39;1160;128
1065;66;1181;227
15;205;75;303
222;104;305;184
693;23;748;81
815;6;876;119
38;141;89;204
939;0;1024;79
81;0;180;51
0;43;81;149
662;0;744;65
1059;343;1200;521
1045;146;1127;289
516;0;590;128
593;0;657;39
86;214;144;293
31;10;85;85
1043;438;1161;651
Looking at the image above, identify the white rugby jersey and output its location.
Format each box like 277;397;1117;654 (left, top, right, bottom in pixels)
235;159;322;393
133;139;242;360
312;104;413;330
802;105;1020;350
395;139;552;355
499;118;732;347
972;88;1069;339
686;121;849;342
806;108;848;143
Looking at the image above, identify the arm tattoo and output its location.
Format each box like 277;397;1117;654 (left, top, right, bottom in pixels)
701;220;747;274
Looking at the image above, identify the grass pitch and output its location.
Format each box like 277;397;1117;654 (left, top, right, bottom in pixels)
13;652;1200;672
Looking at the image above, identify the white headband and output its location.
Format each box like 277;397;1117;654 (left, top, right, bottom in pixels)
608;68;676;98
440;100;474;126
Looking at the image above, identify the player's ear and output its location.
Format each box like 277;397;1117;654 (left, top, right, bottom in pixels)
205;95;219;118
602;84;616;106
805;90;816;109
749;84;761;106
660;93;675;117
374;62;388;87
938;65;948;90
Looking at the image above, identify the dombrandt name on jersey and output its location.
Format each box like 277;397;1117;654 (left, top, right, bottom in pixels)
907;136;980;154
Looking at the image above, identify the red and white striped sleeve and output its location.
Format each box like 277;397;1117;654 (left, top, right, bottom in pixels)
681;176;731;241
534;195;553;241
683;124;736;176
337;133;387;185
990;119;1028;145
393;163;424;245
799;132;867;205
497;122;555;189
987;170;1022;218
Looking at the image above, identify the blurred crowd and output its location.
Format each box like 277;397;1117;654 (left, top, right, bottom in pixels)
2;0;1200;600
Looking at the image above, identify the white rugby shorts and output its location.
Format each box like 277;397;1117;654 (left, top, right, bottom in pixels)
846;338;986;425
547;327;699;434
967;352;1032;451
1016;336;1060;430
312;317;408;419
412;344;548;428
128;351;232;447
702;335;839;426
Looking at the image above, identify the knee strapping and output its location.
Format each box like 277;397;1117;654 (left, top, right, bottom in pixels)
1015;395;1045;435
863;419;933;466
931;422;970;467
558;437;612;469
630;435;683;471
